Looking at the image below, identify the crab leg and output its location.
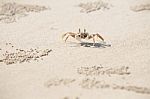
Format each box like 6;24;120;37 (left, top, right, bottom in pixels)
62;33;69;40
64;35;70;42
96;34;104;41
93;37;95;46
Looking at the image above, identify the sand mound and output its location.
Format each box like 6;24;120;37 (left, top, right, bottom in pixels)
0;46;52;65
77;65;130;76
80;78;150;94
45;78;76;88
78;0;111;13
130;4;150;12
0;2;49;23
45;77;150;95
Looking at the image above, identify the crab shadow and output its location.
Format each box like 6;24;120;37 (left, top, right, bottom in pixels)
80;42;111;48
69;42;111;48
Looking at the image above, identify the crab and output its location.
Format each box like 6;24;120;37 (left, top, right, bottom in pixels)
62;29;104;45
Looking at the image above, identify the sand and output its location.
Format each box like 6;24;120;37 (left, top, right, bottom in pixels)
0;0;150;99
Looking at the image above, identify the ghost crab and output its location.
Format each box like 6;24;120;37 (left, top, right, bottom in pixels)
62;29;104;45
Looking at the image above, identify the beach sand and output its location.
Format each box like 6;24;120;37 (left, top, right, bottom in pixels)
0;0;150;99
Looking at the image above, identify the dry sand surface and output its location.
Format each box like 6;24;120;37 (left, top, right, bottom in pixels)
0;0;150;99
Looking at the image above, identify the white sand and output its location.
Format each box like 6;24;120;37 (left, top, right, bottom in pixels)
0;0;150;99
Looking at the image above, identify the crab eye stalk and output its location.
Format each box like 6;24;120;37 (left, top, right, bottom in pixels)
79;28;81;33
84;29;86;33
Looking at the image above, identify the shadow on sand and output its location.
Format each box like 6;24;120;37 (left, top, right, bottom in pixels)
68;42;111;48
80;42;111;48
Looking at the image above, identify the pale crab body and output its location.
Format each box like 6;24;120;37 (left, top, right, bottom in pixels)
62;29;104;45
